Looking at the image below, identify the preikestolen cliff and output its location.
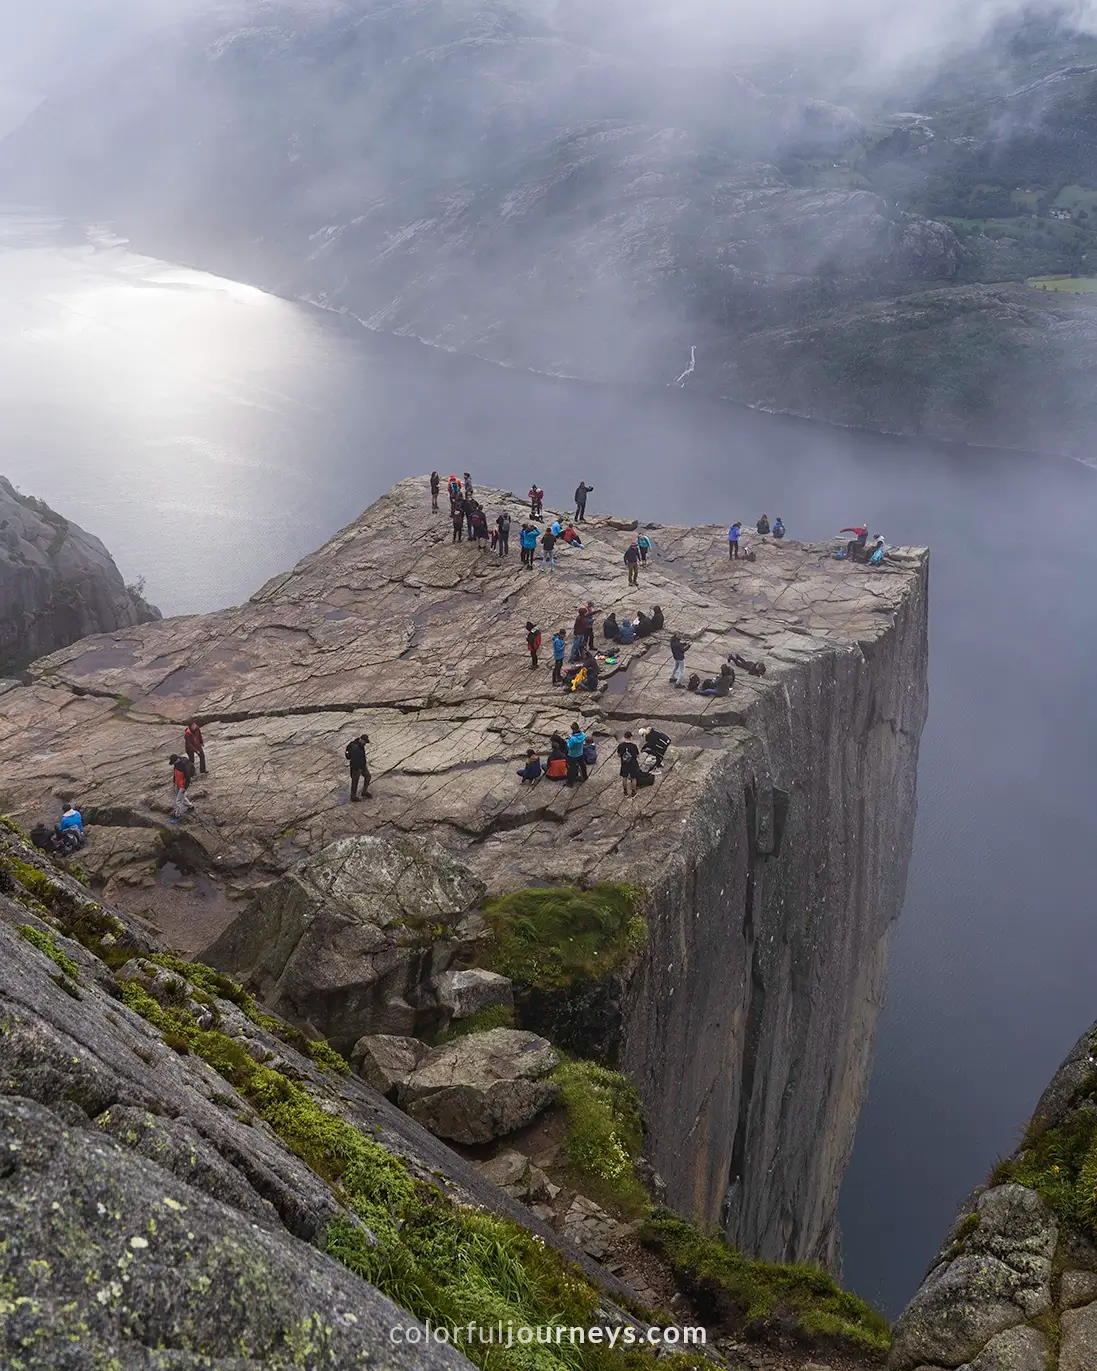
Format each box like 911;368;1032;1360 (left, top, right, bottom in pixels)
0;478;931;1367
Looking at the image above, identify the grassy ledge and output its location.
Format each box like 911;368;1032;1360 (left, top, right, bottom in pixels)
640;1212;890;1357
553;1060;650;1218
475;884;646;991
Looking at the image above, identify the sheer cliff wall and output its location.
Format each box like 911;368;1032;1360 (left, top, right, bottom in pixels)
0;478;928;1274
622;573;928;1268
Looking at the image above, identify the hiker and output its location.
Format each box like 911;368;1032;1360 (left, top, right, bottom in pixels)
841;525;869;559
570;611;587;662
345;734;372;801
635;609;654;638
529;484;544;519
550;519;562;537
699;663;734;697
618;617;636;645
552;629;567;685
728;522;742;559
669;633;689;686
58;802;85;849
581;603;596;650
472;507;490;551
773;517;785;539
624;541;640;586
540;526;557;571
464;496;478;540
580;650;600;691
184;720;207;775
463;472;473;500
639;726;670;769
617;731;641;798
452;506;465;542
756;514;770;535
574;481;594;521
519;523;538;568
636;531;652;564
489;525;499;552
729;652;766;677
448;474;462;507
430;471;440;512
496;510;511;556
565;722;587;785
169;753;196;818
603;611;620;642
560;524;583;548
526;621;541;669
516;750;542;783
650;605;664;632
869;535;887;566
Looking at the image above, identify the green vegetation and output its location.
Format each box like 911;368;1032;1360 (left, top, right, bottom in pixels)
148;952;349;1075
117;975;705;1371
477;884;645;991
991;1101;1097;1232
436;1003;516;1041
554;1061;649;1217
1026;275;1097;292
17;924;80;983
641;1212;890;1355
0;815;28;839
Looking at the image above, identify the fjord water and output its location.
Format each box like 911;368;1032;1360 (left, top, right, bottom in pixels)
3;210;1096;1315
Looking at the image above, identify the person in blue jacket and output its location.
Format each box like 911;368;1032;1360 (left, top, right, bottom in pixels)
565;723;588;786
519;523;539;569
58;802;84;849
772;518;786;539
516;751;542;783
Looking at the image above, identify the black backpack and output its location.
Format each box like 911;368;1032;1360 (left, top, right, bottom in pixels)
687;673;700;692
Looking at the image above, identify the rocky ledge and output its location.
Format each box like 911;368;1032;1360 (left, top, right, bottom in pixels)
0;475;160;673
0;476;929;1272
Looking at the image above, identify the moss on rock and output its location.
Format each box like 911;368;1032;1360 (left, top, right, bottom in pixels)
554;1060;650;1217
475;884;645;992
17;924;80;983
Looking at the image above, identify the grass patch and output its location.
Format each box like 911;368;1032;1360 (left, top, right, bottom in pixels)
990;1102;1097;1232
554;1060;650;1218
476;884;645;991
641;1212;890;1356
117;980;706;1371
1026;275;1097;291
148;952;349;1075
18;924;80;983
0;815;28;840
437;1004;516;1042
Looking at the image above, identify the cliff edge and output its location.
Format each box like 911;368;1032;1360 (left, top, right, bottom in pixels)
0;475;161;674
0;477;929;1275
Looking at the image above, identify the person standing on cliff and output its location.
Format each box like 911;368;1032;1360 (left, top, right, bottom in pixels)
552;629;566;685
429;471;440;512
574;481;594;522
617;731;641;798
452;505;465;542
540;526;557;572
624;540;641;585
669;633;689;686
728;522;742;559
565;721;587;785
345;733;371;801
184;721;207;775
526;621;542;669
463;472;474;500
496;510;511;557
529;484;543;519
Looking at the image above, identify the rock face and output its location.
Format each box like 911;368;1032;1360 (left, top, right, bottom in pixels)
204;834;486;1049
891;1014;1097;1371
0;476;929;1268
0;475;160;673
399;1028;560;1144
0;828;645;1367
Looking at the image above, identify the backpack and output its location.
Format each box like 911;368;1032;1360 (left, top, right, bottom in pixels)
546;756;568;779
527;631;541;652
687;673;700;692
637;770;656;789
583;741;597;766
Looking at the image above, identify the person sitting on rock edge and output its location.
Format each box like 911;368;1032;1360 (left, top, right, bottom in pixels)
516;750;542;783
602;611;620;642
699;663;734;697
756;514;770;535
345;734;371;802
772;517;785;539
649;605;664;632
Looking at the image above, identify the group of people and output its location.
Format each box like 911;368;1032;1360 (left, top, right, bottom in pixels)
840;525;887;565
168;721;207;819
433;472;590;567
517;723;670;795
603;605;663;645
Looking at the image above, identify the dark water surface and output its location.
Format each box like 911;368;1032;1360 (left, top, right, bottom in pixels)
3;211;1096;1316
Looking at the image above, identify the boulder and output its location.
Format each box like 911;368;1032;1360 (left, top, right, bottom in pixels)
350;1034;429;1097
561;1194;627;1263
960;1326;1050;1371
438;968;513;1021
1063;1269;1097;1309
888;1185;1056;1371
477;1150;532;1195
399;1029;559;1144
1061;1300;1097;1371
204;835;485;1051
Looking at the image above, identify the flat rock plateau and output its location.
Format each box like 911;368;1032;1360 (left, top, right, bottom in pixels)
0;477;929;1269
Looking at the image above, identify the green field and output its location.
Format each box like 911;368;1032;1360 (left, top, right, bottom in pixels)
1026;274;1097;291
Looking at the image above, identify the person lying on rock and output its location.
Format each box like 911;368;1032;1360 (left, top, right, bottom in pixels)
560;523;583;548
516;750;542;783
345;733;371;802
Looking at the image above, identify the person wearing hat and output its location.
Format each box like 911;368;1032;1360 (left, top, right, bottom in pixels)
345;733;372;801
525;621;542;669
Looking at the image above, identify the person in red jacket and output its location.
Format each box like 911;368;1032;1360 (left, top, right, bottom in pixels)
525;621;542;670
841;525;869;559
184;721;207;775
